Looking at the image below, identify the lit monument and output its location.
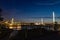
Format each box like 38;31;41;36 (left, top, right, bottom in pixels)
53;11;55;24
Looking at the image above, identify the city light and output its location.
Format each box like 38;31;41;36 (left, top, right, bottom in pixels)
9;27;13;29
35;22;40;25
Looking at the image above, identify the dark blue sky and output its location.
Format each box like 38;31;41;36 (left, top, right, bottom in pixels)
0;0;60;21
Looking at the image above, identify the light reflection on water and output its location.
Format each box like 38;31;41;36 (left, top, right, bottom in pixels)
22;26;54;31
9;26;60;32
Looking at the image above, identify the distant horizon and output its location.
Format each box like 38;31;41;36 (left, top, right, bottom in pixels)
3;11;60;23
4;17;60;24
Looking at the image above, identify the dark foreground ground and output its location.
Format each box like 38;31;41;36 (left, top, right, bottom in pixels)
0;28;60;40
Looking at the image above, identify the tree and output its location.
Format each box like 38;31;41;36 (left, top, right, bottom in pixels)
54;22;58;31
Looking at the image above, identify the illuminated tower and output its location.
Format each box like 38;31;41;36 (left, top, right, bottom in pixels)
53;11;55;24
11;18;14;24
41;18;44;24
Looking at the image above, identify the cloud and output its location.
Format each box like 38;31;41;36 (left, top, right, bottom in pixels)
35;3;54;5
34;0;60;5
53;1;60;5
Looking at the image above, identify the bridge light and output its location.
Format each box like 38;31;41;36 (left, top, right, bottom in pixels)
35;22;40;25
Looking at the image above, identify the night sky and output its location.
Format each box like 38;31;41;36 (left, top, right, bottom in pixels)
0;0;60;22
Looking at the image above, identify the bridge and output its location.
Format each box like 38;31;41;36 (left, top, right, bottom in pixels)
4;12;60;31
